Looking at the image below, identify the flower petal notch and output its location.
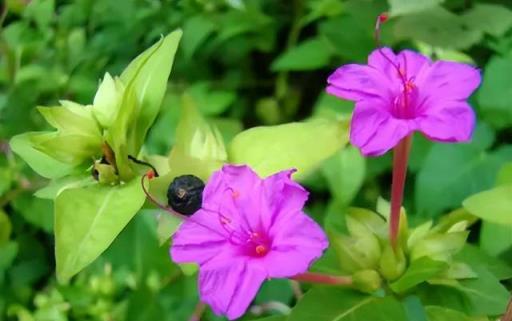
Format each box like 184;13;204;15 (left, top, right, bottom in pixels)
170;164;328;320
327;47;481;156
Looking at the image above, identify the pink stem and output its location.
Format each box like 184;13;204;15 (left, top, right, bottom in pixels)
188;302;206;321
291;272;352;286
389;135;413;250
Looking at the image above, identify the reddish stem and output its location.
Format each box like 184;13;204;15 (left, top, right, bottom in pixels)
389;135;413;249
503;298;512;321
291;272;352;286
188;302;206;321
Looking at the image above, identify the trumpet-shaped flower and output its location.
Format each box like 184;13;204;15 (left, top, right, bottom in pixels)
327;47;481;156
170;165;328;320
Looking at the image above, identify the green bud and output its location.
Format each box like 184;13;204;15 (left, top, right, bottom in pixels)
352;269;382;293
331;231;381;273
379;243;406;281
93;162;119;185
346;207;387;241
410;231;468;262
93;72;125;128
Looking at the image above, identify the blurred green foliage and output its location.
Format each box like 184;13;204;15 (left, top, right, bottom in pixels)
2;0;512;320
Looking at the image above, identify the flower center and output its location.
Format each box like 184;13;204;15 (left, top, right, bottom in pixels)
255;245;268;256
242;231;271;258
391;79;418;120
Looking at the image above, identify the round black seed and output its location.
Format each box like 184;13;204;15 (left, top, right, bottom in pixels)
167;175;204;215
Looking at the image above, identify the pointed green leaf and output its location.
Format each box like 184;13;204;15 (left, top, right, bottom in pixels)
92;72;124;128
271;38;332;71
37;104;101;137
228;118;349;180
32;132;102;166
322;146;366;206
388;0;444;16
425;306;473;321
390;257;448;293
108;30;182;180
55;178;145;282
168;94;227;180
463;184;512;226
10;132;74;179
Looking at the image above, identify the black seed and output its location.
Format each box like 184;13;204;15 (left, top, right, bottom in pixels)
167;175;204;215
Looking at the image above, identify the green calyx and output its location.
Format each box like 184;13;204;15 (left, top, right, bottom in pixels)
10;30;183;186
331;206;477;295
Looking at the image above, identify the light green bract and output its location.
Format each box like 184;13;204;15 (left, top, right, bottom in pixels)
10;30;183;282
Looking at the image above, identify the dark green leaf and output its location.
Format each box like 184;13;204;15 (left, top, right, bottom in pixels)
288;287;408;321
390;257;448;293
271;38;332;71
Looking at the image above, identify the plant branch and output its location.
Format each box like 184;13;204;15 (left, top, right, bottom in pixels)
291;272;353;286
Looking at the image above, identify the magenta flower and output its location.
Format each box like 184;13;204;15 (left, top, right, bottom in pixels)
327;47;481;156
170;165;328;320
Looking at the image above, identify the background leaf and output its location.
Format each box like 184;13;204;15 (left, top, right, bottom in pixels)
228;119;349;180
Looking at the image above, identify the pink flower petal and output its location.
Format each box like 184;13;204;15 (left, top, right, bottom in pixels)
265;213;328;277
170;209;230;266
350;101;415;156
326;64;391;102
418;61;481;101
199;261;267;320
396;49;431;79
418;101;475;142
261;169;308;229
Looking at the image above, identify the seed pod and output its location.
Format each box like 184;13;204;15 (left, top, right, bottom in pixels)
167;175;204;215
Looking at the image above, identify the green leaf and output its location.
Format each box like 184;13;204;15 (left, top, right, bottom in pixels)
390;257;448;293
463;4;512;37
0;210;11;245
92;73;124;128
31;132;102;166
415;125;512;217
186;83;235;116
100;212;177;280
34;174;95;200
477;55;512;128
425;306;473;321
320;16;374;62
321;146;366;206
388;0;444;16
394;7;481;49
477;56;512;129
410;231;468;262
497;162;512;185
463;184;512;225
168;94;227;179
12;193;53;233
271;38;332;71
480;222;512;256
108;30;182;180
450;266;509;316
37;104;101;137
252;316;286;321
155;211;181;246
228;118;349;180
182;15;216;59
10;132;75;179
455;245;512;281
55;178;146;282
403;296;428;321
288;287;408;321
